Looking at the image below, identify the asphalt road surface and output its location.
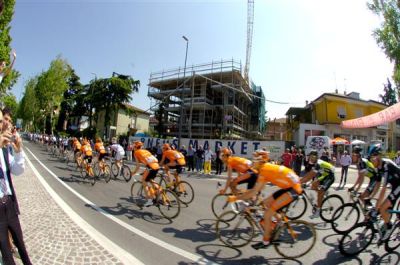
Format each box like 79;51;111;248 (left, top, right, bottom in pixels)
23;141;399;265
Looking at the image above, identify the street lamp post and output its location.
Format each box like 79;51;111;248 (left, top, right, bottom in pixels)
178;36;189;148
90;73;97;129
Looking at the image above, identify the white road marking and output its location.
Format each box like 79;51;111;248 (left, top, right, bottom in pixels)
25;147;216;265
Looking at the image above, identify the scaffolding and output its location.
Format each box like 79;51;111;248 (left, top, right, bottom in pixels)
148;59;262;139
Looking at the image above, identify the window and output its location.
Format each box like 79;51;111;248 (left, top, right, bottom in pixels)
354;108;363;118
337;106;346;119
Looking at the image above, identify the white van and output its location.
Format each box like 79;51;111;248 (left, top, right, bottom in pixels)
304;136;331;157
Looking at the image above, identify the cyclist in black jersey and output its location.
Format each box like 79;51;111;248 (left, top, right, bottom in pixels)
370;145;400;240
348;146;381;207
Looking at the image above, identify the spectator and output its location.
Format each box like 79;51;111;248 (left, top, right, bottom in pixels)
195;145;204;172
339;150;352;189
320;147;330;162
293;148;304;176
156;143;162;162
281;148;293;168
186;144;195;171
179;145;187;159
203;146;214;175
0;50;16;85
395;151;400;166
215;147;223;175
126;141;133;161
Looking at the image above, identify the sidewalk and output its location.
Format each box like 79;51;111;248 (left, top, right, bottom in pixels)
11;161;124;265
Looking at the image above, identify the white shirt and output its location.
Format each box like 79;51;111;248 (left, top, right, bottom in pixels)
0;147;25;197
110;144;125;155
340;154;352;166
204;150;214;161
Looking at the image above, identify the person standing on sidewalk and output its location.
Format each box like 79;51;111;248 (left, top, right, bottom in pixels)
0;110;32;265
339;150;352;188
215;147;223;175
195;145;204;173
186;144;195;171
203;146;214;175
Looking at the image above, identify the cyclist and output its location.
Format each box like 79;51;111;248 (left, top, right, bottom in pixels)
94;137;108;167
159;143;186;186
219;147;258;195
348;146;381;208
80;138;93;165
72;137;82;164
132;141;160;207
227;163;303;249
109;137;125;176
300;149;335;219
370;145;400;240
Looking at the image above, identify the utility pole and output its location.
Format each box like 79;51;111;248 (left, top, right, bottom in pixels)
178;36;189;148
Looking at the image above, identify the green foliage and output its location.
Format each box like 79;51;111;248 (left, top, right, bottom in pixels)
379;78;397;105
17;77;39;130
2;92;17;114
0;0;19;93
368;0;400;90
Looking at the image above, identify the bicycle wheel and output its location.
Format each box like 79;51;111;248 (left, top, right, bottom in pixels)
154;174;167;189
331;203;360;235
93;162;101;178
339;222;375;256
79;166;86;179
122;165;132;182
211;194;233;220
111;163;119;179
157;190;181;220
273;220;316;259
174;180;194;205
320;194;344;222
130;181;146;205
89;167;96;186
103;165;112;183
286;194;307;220
216;211;255;248
385;221;400;252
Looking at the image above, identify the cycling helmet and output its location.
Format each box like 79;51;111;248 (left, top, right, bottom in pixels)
369;145;382;156
253;149;270;162
308;150;318;157
133;141;143;149
162;143;171;150
352;146;363;155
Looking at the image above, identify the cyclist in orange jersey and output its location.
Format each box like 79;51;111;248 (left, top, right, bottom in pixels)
80;138;93;164
219;147;258;195
228;163;303;250
94;137;108;161
72;137;82;155
159;143;186;185
132;141;160;207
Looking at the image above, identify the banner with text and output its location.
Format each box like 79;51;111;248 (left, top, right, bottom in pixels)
341;102;400;128
129;137;285;161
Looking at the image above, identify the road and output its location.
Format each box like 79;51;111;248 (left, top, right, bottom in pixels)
23;141;399;265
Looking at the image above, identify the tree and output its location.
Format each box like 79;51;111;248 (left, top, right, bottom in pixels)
17;77;39;131
368;0;400;93
0;0;20;94
154;101;166;138
379;78;397;105
2;92;17;114
91;72;140;139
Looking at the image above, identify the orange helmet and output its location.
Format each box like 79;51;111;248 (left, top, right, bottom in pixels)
162;143;171;150
219;147;232;160
133;141;143;149
96;137;102;143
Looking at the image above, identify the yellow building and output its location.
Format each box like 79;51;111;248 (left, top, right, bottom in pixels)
286;92;398;151
96;103;150;140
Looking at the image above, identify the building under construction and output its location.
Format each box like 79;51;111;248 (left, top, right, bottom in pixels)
148;59;266;139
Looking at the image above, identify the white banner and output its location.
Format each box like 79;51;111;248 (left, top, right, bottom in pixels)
129;137;285;161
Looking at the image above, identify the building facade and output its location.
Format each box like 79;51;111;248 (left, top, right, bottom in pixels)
286;92;399;151
148;59;266;139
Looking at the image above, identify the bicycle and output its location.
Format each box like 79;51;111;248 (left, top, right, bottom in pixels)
285;183;344;221
215;200;317;259
79;158;96;186
130;177;181;220
339;208;400;256
93;156;112;183
211;182;246;220
110;157;132;182
155;169;194;205
330;190;371;234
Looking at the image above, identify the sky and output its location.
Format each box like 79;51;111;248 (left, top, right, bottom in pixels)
9;0;394;119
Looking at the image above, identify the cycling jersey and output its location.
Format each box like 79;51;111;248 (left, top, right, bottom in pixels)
375;158;400;206
94;142;107;154
73;140;81;151
358;158;379;180
162;150;186;166
227;156;253;175
134;149;160;170
81;144;93;157
257;163;302;194
310;159;335;181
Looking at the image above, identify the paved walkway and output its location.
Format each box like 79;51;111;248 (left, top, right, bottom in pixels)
11;160;124;265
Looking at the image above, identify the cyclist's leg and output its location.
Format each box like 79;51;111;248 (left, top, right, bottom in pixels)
231;172;251;194
141;169;152;199
311;179;322;207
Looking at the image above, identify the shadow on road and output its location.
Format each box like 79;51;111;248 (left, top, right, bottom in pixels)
162;219;218;243
371;251;400;265
312;241;363;265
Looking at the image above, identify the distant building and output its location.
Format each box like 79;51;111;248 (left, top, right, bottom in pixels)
286;91;400;151
147;59;266;139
